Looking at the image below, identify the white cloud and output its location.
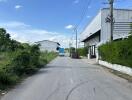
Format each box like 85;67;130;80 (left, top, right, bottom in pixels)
86;15;91;18
88;6;91;8
73;0;79;4
65;25;74;29
15;5;23;9
113;2;117;6
1;21;30;29
0;0;7;2
0;21;71;47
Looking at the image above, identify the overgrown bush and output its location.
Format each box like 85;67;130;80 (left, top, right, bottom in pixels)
77;47;88;57
0;50;57;90
11;44;41;76
12;51;35;75
30;44;41;67
0;28;58;90
0;66;18;89
40;51;57;64
98;35;132;68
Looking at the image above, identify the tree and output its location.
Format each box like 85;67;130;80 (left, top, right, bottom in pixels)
0;28;11;51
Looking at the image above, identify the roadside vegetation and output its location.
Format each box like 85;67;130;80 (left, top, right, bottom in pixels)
0;28;57;90
98;33;132;68
68;47;88;58
77;47;88;57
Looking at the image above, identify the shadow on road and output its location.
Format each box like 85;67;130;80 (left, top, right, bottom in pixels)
45;65;100;69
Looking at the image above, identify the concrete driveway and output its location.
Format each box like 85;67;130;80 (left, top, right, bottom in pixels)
1;57;132;100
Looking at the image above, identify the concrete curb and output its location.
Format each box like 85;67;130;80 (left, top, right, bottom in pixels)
99;60;132;76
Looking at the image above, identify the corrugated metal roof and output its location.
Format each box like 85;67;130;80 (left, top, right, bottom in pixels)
102;8;132;11
80;8;132;42
35;40;60;45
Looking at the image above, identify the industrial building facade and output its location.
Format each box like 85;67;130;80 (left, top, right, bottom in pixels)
80;8;132;59
35;40;60;52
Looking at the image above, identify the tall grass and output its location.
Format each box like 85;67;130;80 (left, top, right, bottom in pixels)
0;51;58;90
40;51;58;64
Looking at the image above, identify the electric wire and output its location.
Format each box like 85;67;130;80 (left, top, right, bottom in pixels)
75;0;92;29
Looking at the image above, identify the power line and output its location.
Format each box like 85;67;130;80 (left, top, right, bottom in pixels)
75;0;92;28
70;0;91;49
103;0;130;5
114;0;130;3
75;0;92;29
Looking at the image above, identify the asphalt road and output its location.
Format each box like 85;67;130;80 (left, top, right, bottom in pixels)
1;57;132;100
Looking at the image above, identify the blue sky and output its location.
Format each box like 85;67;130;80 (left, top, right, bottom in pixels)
0;0;131;47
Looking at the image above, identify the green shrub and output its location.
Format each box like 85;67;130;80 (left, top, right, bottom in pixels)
30;44;40;67
11;51;37;75
0;67;18;89
0;28;58;90
98;35;132;68
77;47;88;57
0;50;57;90
40;52;57;63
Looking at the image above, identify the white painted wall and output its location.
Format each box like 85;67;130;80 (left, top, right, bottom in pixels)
36;40;59;52
99;60;132;76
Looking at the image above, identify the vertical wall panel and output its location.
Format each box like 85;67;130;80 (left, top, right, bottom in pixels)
101;9;132;42
81;9;132;43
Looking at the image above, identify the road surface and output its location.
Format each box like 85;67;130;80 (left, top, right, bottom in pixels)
1;57;132;100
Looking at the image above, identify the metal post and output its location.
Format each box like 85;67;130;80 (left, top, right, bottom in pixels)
69;42;72;57
74;27;78;53
109;0;114;41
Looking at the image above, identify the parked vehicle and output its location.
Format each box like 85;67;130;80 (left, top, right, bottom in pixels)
59;48;65;56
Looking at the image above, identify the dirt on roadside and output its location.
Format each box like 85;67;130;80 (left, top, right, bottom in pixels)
0;90;7;99
100;65;132;83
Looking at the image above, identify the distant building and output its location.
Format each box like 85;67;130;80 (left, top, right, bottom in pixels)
35;40;60;52
80;8;132;59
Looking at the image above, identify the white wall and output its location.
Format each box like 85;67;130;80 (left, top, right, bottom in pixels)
99;60;132;76
37;41;59;52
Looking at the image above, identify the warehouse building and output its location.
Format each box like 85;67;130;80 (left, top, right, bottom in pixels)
80;8;132;59
35;40;60;52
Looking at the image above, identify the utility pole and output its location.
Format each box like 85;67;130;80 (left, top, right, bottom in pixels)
74;27;78;53
108;0;114;41
69;42;72;57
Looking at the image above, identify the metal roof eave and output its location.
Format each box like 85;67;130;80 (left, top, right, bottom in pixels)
82;30;101;42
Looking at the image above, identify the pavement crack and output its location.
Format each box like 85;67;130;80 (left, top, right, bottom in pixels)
65;81;89;100
45;84;61;100
93;87;96;94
